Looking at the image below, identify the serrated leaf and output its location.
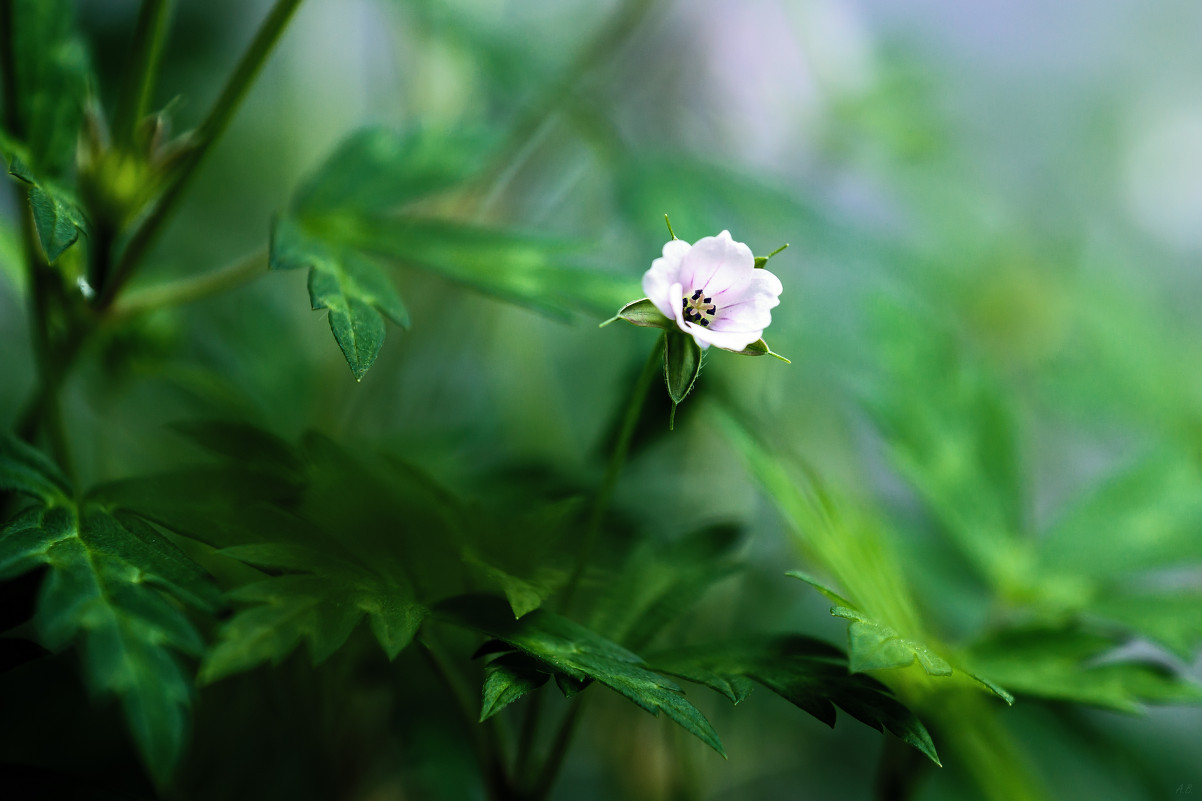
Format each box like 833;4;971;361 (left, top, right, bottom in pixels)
272;217;409;381
601;297;673;330
479;652;550;721
832;607;953;676
649;636;941;765
964;625;1202;712
204;543;426;679
0;432;71;503
436;594;725;757
0;501;218;783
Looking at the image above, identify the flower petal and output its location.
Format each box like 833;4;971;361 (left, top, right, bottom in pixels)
643;239;691;319
685;321;764;352
710;267;783;333
678;230;755;298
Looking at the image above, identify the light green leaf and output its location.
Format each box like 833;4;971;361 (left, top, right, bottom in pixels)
437;594;726;757
649;636;941;766
1089;589;1202;661
832;607;953;676
964;625;1202;712
732;338;791;363
601;297;673;330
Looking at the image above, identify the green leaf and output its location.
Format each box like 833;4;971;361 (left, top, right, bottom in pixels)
0;431;71;503
787;572;1013;705
649;636;941;765
591;524;742;650
28;182;85;263
203;542;426;680
271;217;409;381
732;338;791;363
964;625;1202;712
664;328;702;429
10;0;90;176
169;420;306;482
437;594;726;756
1089;589;1202;661
601;297;673;330
293;126;493;216
0;502;219;783
1038;454;1202;579
479;651;550;721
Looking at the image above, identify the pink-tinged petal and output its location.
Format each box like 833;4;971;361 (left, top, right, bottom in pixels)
710;267;783;332
678;230;755;297
643;239;691;319
686;321;764;352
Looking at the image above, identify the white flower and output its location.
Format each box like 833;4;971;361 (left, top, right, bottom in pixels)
642;230;783;351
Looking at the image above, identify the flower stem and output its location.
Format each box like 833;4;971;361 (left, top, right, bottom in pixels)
98;0;304;310
563;337;663;612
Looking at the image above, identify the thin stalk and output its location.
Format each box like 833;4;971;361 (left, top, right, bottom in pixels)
98;0;304;309
111;247;267;318
419;635;513;801
113;0;172;143
0;0;20;136
562;337;663;612
526;695;589;801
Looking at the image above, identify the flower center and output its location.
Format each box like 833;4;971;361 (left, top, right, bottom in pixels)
681;289;718;327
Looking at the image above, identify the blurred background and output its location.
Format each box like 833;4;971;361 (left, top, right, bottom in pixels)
2;0;1201;799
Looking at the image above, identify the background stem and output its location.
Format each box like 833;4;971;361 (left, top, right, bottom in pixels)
112;0;172;144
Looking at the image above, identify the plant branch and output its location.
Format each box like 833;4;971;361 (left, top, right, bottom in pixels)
98;0;304;310
113;0;172;143
527;696;589;801
111;247;267;318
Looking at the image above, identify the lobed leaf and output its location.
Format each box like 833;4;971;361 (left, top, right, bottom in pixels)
437;594;726;756
0;432;72;504
649;635;941;765
0;501;220;783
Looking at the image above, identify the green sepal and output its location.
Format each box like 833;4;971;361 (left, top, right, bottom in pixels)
753;243;788;268
600;297;673;330
733;338;791;363
663;329;703;430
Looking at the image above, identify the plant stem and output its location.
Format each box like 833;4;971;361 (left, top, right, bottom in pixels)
419;634;513;801
111;247;267;318
113;0;172;144
98;0;304;310
527;696;589;801
562;337;663;612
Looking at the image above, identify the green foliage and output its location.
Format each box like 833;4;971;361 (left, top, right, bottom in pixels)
0;438;221;785
7;155;88;264
438;593;726;756
964;626;1202;712
649;635;941;765
201;543;426;681
663;328;702;428
479;651;550;721
273;126;637;379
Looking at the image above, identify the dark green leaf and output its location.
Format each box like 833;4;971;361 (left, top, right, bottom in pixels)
169;420;306;482
28;183;85;263
203;542;426;680
591;524;742;650
479;652;550;721
437;594;725;756
0;501;218;783
650;636;941;765
271;217;409;381
664;329;702;429
11;0;90;176
0;432;71;503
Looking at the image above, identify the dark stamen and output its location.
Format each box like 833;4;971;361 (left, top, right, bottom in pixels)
692;289;703;300
703;297;711;304
700;319;710;327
